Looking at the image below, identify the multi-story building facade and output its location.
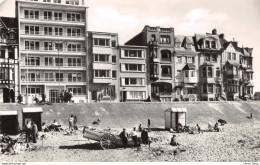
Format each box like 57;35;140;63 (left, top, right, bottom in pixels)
125;26;175;102
87;31;119;102
17;0;88;103
173;35;199;101
220;33;254;100
194;29;223;101
119;45;149;102
0;17;19;103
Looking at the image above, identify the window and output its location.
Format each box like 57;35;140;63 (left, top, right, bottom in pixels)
43;0;51;2
232;53;236;60
26;72;40;82
45;72;54;81
68;73;82;82
66;0;79;5
122;64;144;72
94;70;110;78
161;66;171;76
128;91;145;100
205;41;210;48
123;78;144;86
54;0;61;3
124;50;143;58
112;71;116;79
54;42;63;51
175;43;180;48
203;84;207;94
25;57;40;66
25;25;39;35
67;13;81;22
44;11;52;20
54;12;62;20
26;87;41;94
94;54;109;62
67;28;81;37
211;41;216;48
55;73;63;82
55;58;63;66
185;71;189;77
24;10;39;19
227;53;231;60
67;43;81;52
0;67;7;80
186;44;191;49
45;57;53;66
160;35;170;43
177;57;182;63
202;67;207;77
44;27;52;35
112;55;116;63
151;64;159;75
25;41;39;50
205;53;210;61
208;67;213;77
191;71;195;77
177;70;181;78
0;50;5;58
208;84;213;93
111;41;116;47
212;53;217;62
55;27;63;36
161;51;171;60
44;42;53;51
216;69;220;77
68;58;82;66
93;38;110;47
9;32;15;39
67;88;82;95
186;56;194;63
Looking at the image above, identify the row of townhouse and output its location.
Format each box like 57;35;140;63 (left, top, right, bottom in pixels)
0;0;254;103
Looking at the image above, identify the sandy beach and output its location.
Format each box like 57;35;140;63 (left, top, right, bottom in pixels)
0;122;259;162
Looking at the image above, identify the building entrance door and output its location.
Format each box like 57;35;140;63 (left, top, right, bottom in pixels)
49;89;59;103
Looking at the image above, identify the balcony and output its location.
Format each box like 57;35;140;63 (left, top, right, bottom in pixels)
20;30;85;40
184;77;198;83
19;0;85;6
214;77;222;83
227;74;239;79
21;47;86;55
20;62;86;70
20;77;86;83
161;58;171;63
93;77;112;84
150;74;159;81
92;63;112;70
159;92;172;97
161;74;172;79
149;41;159;48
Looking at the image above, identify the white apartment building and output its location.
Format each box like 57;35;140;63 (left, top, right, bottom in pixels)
17;0;88;103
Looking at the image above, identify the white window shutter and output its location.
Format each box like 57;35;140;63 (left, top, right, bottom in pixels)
121;49;125;58
141;50;145;58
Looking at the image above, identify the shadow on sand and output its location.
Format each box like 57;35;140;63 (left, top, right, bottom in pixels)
59;143;103;150
150;128;166;132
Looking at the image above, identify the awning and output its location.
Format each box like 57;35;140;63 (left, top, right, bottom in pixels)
165;108;187;112
0;111;17;116
23;107;43;113
184;84;196;88
207;78;215;84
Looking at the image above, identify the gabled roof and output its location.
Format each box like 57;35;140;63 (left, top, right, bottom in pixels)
184;37;193;44
182;63;196;70
0;17;18;29
124;32;144;46
175;37;181;43
241;48;250;57
225;60;240;66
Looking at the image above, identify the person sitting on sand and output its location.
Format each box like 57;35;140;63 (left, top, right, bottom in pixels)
177;123;183;133
214;122;220;132
42;122;49;132
49;120;60;132
138;123;143;132
196;124;202;134
170;135;179;146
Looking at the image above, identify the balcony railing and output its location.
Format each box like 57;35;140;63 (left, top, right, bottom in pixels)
23;47;85;53
21;78;86;83
21;0;84;6
161;58;171;63
227;74;239;79
21;62;86;67
159;92;172;97
161;74;172;78
22;15;85;23
149;41;159;47
21;30;85;38
214;77;222;82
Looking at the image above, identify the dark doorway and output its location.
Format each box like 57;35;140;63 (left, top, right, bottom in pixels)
23;113;42;131
3;88;10;103
123;91;127;102
0;115;18;135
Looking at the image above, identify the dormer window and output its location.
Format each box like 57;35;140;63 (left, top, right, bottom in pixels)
175;43;180;48
186;43;191;49
205;41;210;48
211;41;216;49
9;32;15;40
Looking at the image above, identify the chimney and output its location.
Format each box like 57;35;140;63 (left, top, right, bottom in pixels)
233;38;235;42
212;29;217;35
233;41;238;47
219;33;225;39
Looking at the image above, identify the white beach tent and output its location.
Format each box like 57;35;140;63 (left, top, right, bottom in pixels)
165;108;187;130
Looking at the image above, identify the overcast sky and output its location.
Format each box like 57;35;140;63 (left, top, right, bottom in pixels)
1;0;260;92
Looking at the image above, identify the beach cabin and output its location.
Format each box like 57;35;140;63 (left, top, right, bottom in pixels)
165;108;187;130
23;107;43;131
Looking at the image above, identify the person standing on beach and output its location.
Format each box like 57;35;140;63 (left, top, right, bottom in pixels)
73;116;78;130
69;115;74;131
31;121;38;143
25;120;32;143
131;127;138;147
119;128;128;149
147;119;151;132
